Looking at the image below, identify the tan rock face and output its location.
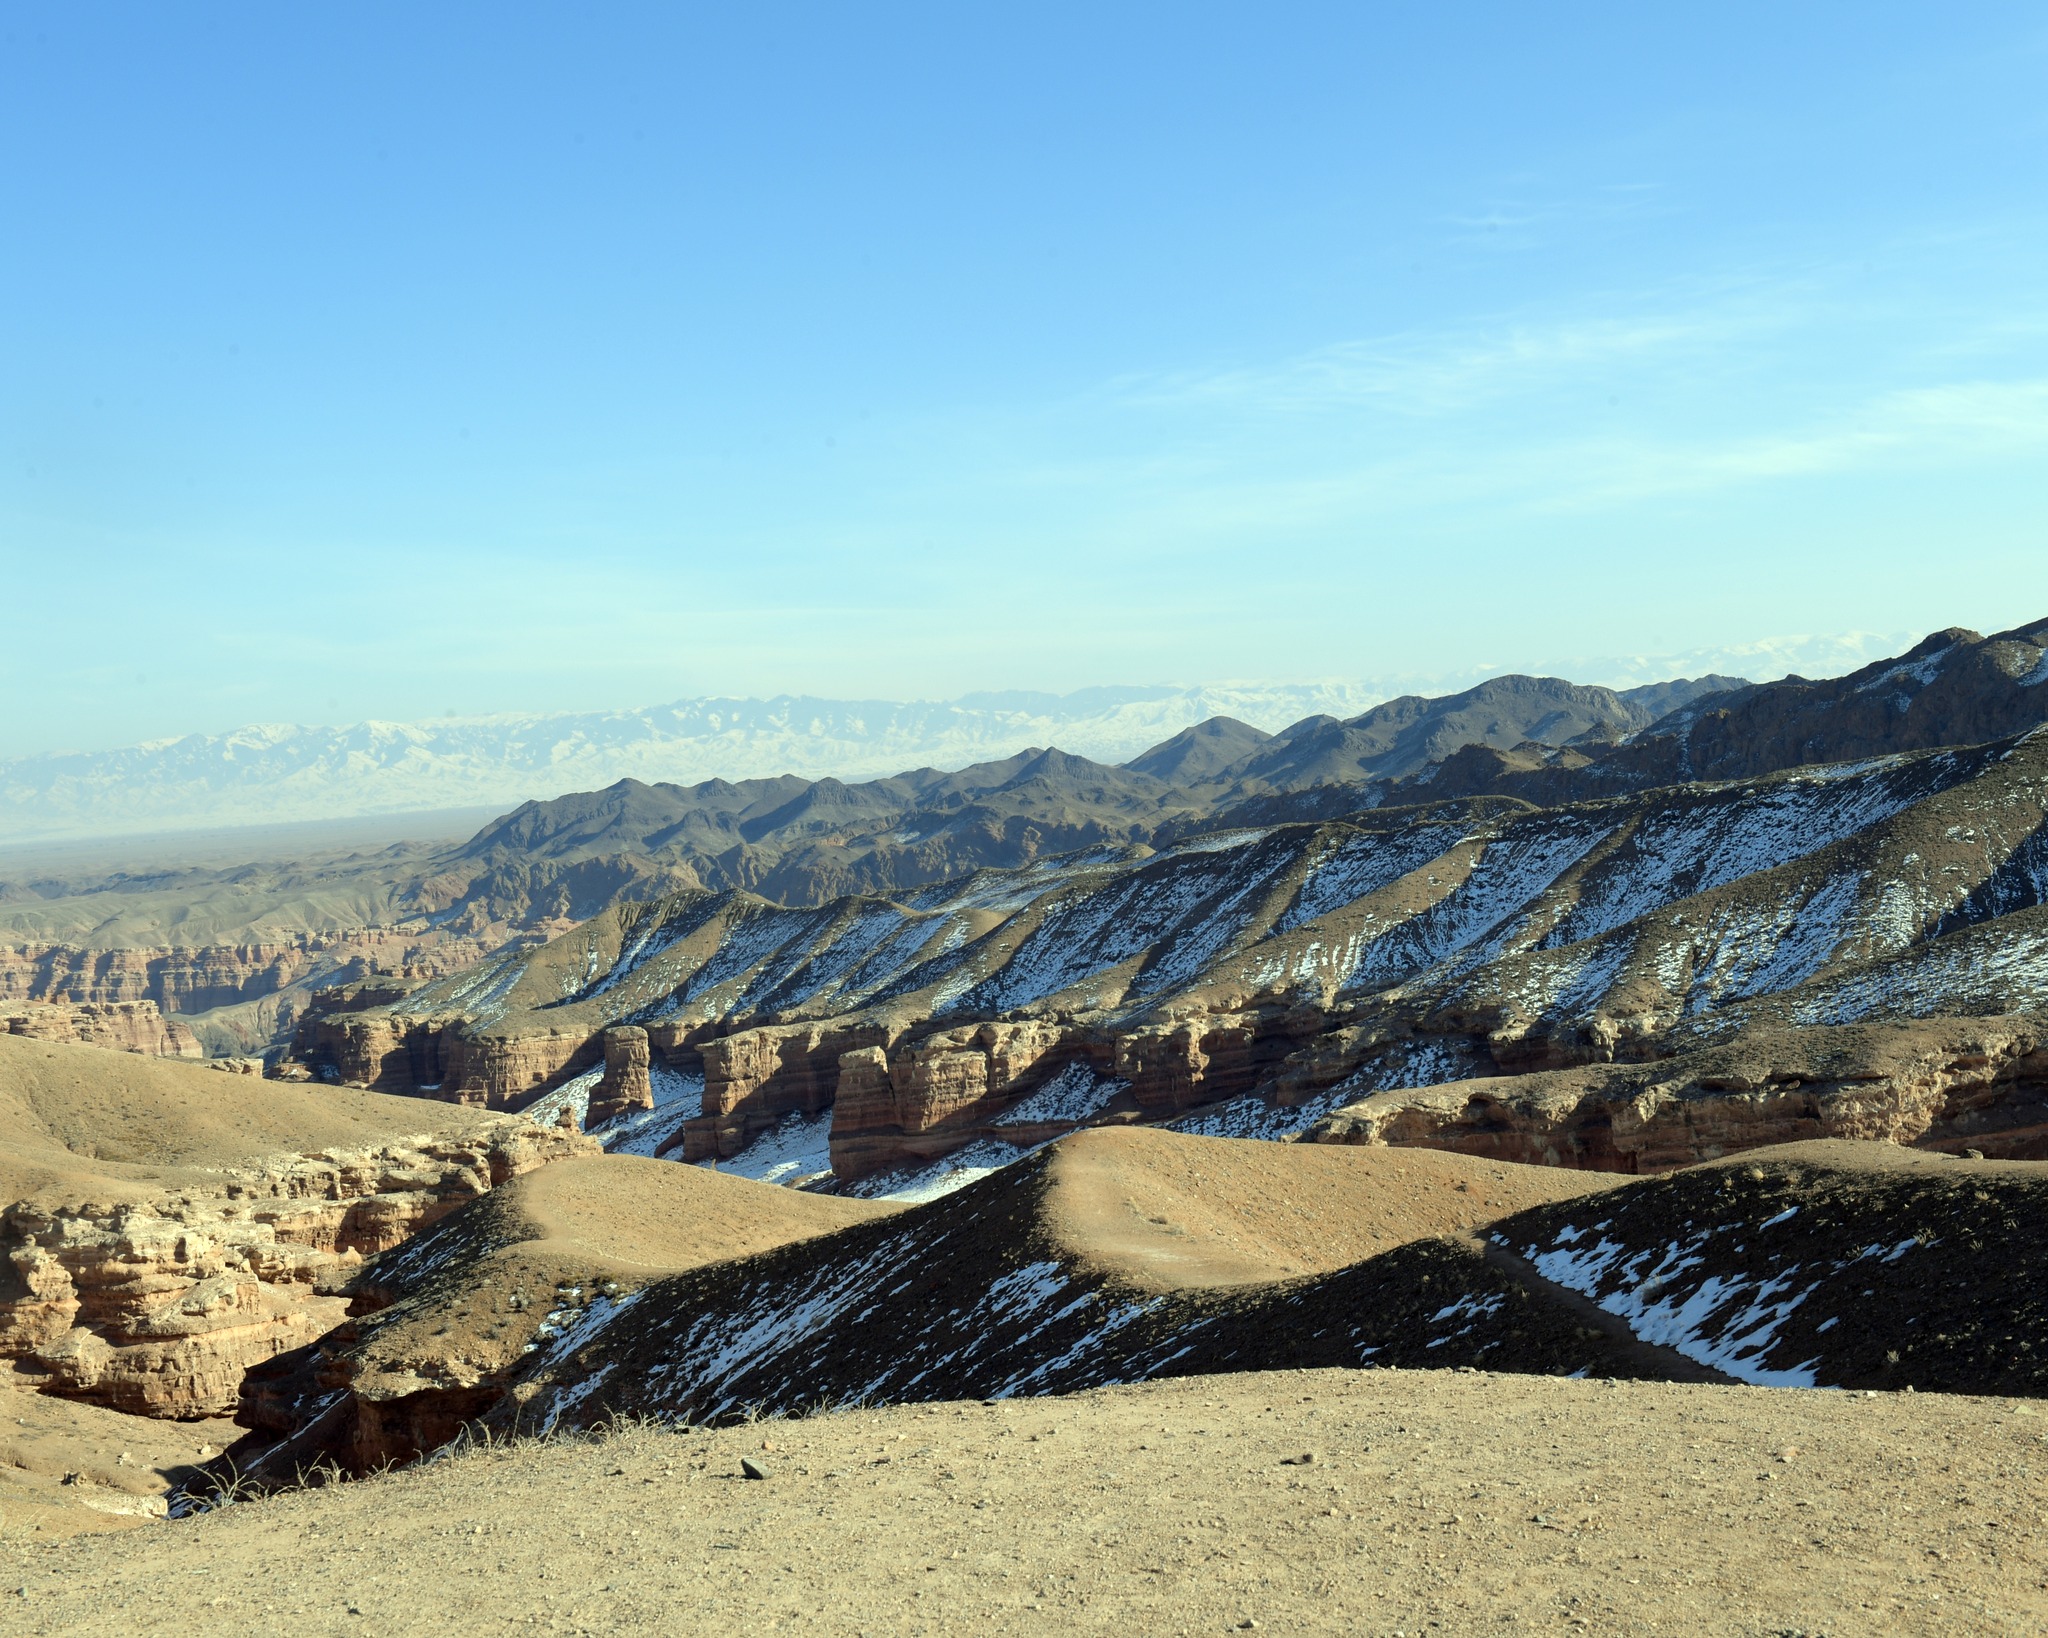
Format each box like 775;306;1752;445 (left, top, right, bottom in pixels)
313;1014;600;1109
827;1021;1108;1180
0;1122;595;1420
440;1029;599;1108
702;1023;888;1119
3;1000;202;1060
1308;1019;2048;1171
0;933;478;1016
586;1027;653;1129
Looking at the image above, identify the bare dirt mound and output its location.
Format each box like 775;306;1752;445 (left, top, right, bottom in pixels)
12;1368;2046;1635
230;1158;897;1479
0;1032;511;1204
1038;1125;1614;1288
224;1128;2048;1487
0;1365;235;1540
486;1129;2048;1434
483;1130;1646;1431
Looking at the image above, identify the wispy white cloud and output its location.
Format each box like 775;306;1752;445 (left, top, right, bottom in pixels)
1435;181;1674;251
1543;376;2048;509
1107;308;1744;418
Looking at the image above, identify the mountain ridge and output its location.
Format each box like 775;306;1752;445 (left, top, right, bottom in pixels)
0;684;1390;843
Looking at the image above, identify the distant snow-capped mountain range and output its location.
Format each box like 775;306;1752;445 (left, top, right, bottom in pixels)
0;685;1394;842
0;628;1917;844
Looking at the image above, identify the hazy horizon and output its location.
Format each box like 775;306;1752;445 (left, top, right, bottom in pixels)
5;7;2046;763
0;621;1921;764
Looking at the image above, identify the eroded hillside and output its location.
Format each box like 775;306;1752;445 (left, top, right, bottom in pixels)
299;719;2048;1190
12;620;2047;1077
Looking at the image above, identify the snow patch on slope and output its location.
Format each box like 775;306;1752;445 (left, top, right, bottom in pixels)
691;1110;833;1184
993;1061;1129;1126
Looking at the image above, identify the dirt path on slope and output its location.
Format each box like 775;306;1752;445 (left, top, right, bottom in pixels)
6;1367;2043;1637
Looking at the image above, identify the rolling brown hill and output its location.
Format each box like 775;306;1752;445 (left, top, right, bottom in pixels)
210;1124;2048;1497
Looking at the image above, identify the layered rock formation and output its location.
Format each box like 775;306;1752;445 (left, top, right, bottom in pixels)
3;999;201;1059
1;1123;593;1420
0;1036;595;1421
1307;1016;2048;1169
585;1026;653;1129
0;930;472;1015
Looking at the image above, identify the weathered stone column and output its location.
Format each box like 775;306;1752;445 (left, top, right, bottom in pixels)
587;1025;654;1129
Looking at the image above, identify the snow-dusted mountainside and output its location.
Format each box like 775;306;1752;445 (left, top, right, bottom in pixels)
1413;617;2048;806
300;720;2048;1190
0;671;1744;1055
0;684;1389;843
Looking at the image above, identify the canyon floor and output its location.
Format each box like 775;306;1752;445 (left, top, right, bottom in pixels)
4;1368;2042;1636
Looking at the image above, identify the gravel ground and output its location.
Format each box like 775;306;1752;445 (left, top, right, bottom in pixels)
4;1366;2044;1636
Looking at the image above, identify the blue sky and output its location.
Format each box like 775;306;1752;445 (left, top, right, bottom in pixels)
2;3;2046;757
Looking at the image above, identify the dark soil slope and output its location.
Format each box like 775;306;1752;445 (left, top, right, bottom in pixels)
1493;1139;2048;1395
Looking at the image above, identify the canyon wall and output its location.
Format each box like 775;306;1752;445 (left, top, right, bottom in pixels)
0;1121;594;1420
0;930;483;1014
3;999;203;1059
1308;1019;2048;1170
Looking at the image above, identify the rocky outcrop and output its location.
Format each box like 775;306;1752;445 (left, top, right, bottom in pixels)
1307;1018;2048;1171
586;1027;653;1129
0;1122;595;1419
438;1029;599;1108
0;932;479;1015
672;1022;894;1161
3;999;202;1059
827;1021;1109;1179
306;1013;599;1109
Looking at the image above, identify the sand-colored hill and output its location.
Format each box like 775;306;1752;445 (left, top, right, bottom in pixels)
10;1368;2045;1635
1032;1124;1614;1288
422;1127;2048;1443
224;1128;1633;1483
0;1035;591;1469
235;1156;899;1478
0;1031;520;1201
461;1129;1659;1435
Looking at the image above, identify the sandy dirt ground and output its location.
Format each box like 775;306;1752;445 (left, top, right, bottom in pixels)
0;1369;235;1540
0;1032;508;1203
1039;1127;1621;1287
4;1366;2043;1637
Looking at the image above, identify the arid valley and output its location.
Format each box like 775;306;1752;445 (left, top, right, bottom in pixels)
8;12;2048;1630
6;623;2048;1632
